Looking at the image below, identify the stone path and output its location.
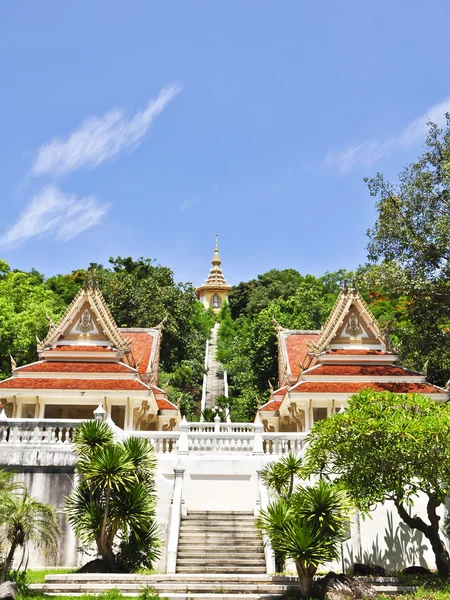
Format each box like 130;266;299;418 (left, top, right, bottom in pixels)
204;323;225;409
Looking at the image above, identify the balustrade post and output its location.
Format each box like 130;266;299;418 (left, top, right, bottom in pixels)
167;460;186;573
252;417;264;456
214;413;221;433
177;416;190;455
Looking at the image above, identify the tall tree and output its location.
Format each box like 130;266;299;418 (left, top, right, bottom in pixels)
366;117;450;385
306;390;450;577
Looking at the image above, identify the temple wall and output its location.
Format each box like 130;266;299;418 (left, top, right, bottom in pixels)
0;443;443;573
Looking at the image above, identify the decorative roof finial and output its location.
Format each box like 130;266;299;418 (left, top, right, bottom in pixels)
10;355;17;371
212;234;221;266
342;278;349;294
351;277;357;293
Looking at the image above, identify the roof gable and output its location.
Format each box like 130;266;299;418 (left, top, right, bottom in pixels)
309;285;386;355
39;279;130;353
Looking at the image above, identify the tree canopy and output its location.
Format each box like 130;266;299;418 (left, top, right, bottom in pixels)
305;389;450;577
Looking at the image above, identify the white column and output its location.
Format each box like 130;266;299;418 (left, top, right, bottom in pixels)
253;417;264;456
177;416;190;455
166;460;186;573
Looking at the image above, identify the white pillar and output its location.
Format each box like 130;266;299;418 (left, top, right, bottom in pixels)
253;417;264;456
177;416;190;455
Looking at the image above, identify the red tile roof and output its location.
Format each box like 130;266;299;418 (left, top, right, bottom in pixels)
290;381;444;394
47;346;114;352
285;333;319;377
156;398;178;410
0;378;149;391
18;361;134;373
260;399;283;412
122;332;154;374
306;365;419;377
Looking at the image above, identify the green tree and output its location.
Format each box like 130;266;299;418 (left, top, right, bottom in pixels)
366;118;450;386
0;489;60;581
256;456;350;599
65;420;160;571
0;264;66;379
306;390;450;577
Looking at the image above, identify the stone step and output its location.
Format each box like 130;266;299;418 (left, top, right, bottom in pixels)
176;567;267;574
180;525;258;533
186;511;254;517
177;551;265;559
177;559;265;566
178;544;263;551
40;583;299;594
179;532;261;539
44;575;298;583
183;514;255;521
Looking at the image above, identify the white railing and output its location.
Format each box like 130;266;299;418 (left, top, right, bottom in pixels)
0;415;308;456
0;418;84;445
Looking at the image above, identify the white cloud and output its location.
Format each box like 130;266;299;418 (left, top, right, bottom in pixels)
326;97;450;173
31;85;181;177
0;185;109;248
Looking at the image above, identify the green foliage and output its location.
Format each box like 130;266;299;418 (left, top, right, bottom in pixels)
0;264;66;379
365;118;450;387
256;457;351;599
0;482;60;582
306;390;450;577
65;421;160;572
217;272;340;421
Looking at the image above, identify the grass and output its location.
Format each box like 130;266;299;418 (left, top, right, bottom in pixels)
26;569;76;584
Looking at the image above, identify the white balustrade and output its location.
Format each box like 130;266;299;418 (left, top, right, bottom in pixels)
0;418;82;445
262;432;308;455
0;416;308;456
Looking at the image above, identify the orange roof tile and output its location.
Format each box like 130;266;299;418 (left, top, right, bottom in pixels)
122;332;154;374
290;381;444;394
157;398;178;410
260;399;283;412
0;378;149;391
47;346;114;352
18;361;134;374
285;333;319;377
306;365;419;377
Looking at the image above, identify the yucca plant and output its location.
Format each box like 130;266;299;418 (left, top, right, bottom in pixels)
256;455;351;599
65;420;160;571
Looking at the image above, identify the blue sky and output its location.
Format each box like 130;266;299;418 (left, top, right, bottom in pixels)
1;1;450;287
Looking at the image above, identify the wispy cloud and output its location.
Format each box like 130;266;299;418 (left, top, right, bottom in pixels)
0;185;109;248
326;97;450;173
31;85;181;177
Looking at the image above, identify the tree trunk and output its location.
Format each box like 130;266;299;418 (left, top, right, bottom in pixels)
1;540;17;582
395;497;450;578
295;562;314;600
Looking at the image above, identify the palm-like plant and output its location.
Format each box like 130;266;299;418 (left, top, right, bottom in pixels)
65;421;160;571
256;455;351;599
0;490;60;581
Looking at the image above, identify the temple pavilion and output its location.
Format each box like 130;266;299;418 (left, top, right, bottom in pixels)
0;278;179;431
196;236;232;312
259;280;448;432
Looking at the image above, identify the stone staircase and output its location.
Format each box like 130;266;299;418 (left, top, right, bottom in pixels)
36;574;417;598
177;511;266;574
204;323;225;409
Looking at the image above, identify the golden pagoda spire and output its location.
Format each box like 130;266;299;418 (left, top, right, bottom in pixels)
212;233;221;266
196;235;232;311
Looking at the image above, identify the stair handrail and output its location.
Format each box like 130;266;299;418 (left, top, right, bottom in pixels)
166;460;186;573
256;465;276;575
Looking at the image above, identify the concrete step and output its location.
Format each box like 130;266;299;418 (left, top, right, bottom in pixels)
177;559;265;566
185;511;254;516
176;567;267;574
40;583;299;594
177;552;265;559
180;526;258;533
179;532;262;539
